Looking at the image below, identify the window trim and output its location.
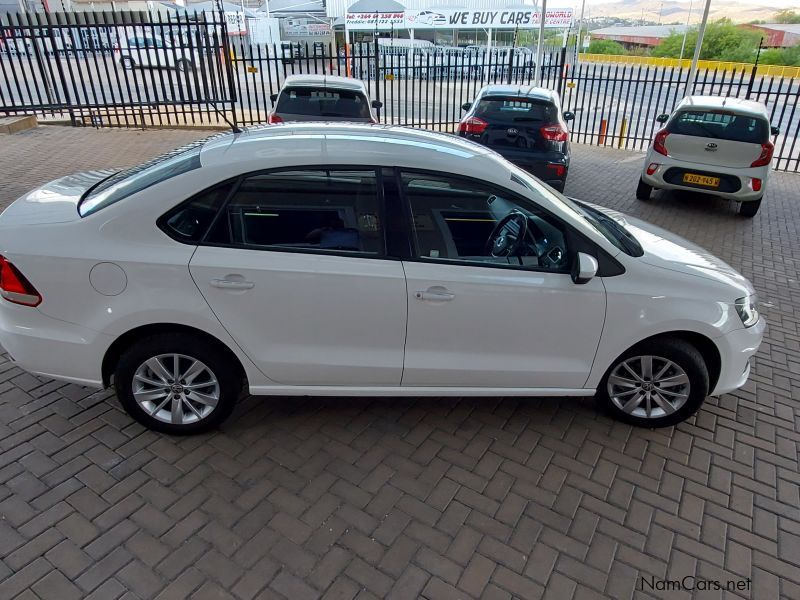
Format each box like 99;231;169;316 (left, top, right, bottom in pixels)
156;177;240;244
396;168;622;276
160;166;392;261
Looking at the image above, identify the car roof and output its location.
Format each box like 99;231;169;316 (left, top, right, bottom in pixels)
677;96;769;119
477;85;558;102
282;74;367;92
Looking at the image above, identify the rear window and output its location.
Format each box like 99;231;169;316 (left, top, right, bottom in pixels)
79;142;204;217
276;87;371;119
667;110;768;144
474;97;558;123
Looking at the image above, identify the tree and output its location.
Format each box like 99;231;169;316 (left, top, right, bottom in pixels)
774;10;800;24
587;39;626;55
759;46;800;66
652;19;762;62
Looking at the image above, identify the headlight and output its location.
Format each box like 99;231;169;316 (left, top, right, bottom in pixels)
735;294;759;327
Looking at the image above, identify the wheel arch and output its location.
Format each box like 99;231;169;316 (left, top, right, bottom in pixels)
102;323;248;388
611;330;721;393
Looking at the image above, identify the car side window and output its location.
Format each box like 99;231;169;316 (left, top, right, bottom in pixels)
205;170;384;255
160;181;236;243
402;172;570;272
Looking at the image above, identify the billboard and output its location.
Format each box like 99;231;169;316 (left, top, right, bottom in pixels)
346;8;573;31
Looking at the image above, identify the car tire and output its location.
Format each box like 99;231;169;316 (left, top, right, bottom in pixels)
596;338;709;428
738;197;762;218
636;178;652;201
120;56;135;70
114;333;241;435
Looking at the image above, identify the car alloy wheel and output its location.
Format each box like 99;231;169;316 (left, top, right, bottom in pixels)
607;355;690;419
132;353;220;425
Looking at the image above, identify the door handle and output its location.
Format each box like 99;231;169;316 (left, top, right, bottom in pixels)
415;287;455;301
211;278;254;290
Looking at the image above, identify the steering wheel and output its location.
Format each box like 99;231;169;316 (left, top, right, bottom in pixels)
486;210;529;257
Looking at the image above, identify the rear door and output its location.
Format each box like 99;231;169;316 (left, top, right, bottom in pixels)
188;168;407;386
665;110;768;168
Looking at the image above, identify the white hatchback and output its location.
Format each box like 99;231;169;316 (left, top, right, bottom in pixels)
637;96;779;217
0;125;764;434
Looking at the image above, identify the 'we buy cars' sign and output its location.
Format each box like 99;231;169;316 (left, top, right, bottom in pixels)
346;8;573;31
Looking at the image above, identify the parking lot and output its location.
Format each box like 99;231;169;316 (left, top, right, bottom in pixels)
0;125;799;599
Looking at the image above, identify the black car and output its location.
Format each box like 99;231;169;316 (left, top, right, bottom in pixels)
457;86;574;192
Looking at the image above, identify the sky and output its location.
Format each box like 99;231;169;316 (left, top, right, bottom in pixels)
582;0;797;8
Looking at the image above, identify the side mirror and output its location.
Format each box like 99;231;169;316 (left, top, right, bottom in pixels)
563;111;575;121
461;102;472;111
372;100;383;109
771;126;780;136
571;252;598;285
656;114;669;124
270;93;278;102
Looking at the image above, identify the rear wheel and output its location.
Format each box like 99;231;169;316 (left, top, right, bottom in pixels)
738;197;762;218
636;178;652;201
596;338;709;428
114;333;241;434
176;59;194;73
119;56;135;70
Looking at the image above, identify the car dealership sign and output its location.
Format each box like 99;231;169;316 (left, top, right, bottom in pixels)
346;8;573;31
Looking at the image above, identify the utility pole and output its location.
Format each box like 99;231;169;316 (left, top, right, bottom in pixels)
678;0;693;64
574;0;586;64
534;0;546;86
684;0;711;97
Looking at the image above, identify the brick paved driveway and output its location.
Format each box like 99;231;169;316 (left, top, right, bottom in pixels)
0;126;798;600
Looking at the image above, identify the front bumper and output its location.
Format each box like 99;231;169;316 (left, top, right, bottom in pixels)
642;157;767;201
711;317;766;396
0;301;110;387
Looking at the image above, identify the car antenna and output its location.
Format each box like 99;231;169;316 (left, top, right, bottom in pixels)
207;101;242;133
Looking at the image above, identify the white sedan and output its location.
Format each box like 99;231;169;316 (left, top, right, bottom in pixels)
0;124;764;434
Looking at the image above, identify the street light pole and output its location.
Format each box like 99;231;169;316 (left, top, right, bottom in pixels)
684;0;711;97
534;0;546;86
678;0;693;64
574;0;586;64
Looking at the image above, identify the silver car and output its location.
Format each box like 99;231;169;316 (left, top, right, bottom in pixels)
268;75;382;124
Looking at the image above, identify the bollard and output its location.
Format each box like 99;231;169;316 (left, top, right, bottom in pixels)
618;117;628;149
598;119;607;144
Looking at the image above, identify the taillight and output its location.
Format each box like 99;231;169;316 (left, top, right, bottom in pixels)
540;124;568;142
751;142;774;167
751;178;762;192
546;163;566;177
646;163;660;175
0;256;42;307
268;113;283;124
653;129;669;156
458;117;487;135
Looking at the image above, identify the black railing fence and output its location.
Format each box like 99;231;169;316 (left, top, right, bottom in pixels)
2;11;799;172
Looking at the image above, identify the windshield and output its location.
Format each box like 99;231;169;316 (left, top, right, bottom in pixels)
276;87;371;119
79;142;203;217
571;201;644;257
507;164;642;257
668;110;768;144
474;96;558;124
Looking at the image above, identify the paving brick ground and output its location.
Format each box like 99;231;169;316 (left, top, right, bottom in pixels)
0;125;799;600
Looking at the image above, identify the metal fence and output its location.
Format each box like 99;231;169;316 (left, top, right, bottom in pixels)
2;11;799;172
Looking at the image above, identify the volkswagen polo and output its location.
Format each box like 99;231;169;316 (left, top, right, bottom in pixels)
0;124;764;434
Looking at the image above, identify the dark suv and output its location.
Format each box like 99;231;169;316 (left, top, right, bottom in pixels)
458;86;574;192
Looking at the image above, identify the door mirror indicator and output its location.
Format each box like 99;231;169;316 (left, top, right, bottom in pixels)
656;114;669;124
572;252;598;284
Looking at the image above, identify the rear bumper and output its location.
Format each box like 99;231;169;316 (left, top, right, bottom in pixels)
0;301;109;387
711;318;766;396
495;150;570;185
642;156;768;201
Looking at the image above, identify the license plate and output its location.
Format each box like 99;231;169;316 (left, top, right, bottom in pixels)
683;173;720;187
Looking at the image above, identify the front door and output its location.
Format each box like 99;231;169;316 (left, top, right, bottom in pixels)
399;171;606;389
189;168;407;386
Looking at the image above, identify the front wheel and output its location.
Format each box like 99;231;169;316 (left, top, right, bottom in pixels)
738;197;762;218
119;56;135;70
176;59;194;73
114;333;241;434
596;338;709;428
636;178;652;201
